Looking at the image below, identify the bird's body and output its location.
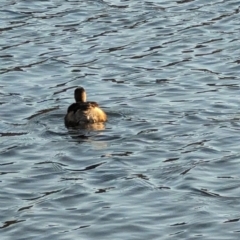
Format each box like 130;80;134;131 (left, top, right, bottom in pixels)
64;87;107;127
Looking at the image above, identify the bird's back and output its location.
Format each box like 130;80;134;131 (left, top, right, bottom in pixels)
65;101;107;127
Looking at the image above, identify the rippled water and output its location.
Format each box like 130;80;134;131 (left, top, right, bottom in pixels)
1;0;240;239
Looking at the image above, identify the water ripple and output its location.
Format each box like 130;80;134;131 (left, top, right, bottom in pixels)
1;0;240;239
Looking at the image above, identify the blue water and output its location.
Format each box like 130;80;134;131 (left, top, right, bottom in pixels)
1;0;240;239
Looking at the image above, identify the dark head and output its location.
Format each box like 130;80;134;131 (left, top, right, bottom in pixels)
74;87;87;102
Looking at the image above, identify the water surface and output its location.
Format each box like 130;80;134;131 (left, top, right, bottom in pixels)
1;0;240;239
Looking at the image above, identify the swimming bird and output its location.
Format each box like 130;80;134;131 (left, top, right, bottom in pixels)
64;87;107;127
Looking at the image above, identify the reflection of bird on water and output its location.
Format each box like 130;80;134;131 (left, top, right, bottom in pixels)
64;87;107;129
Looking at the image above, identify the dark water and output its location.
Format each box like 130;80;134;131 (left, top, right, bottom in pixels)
1;0;240;239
